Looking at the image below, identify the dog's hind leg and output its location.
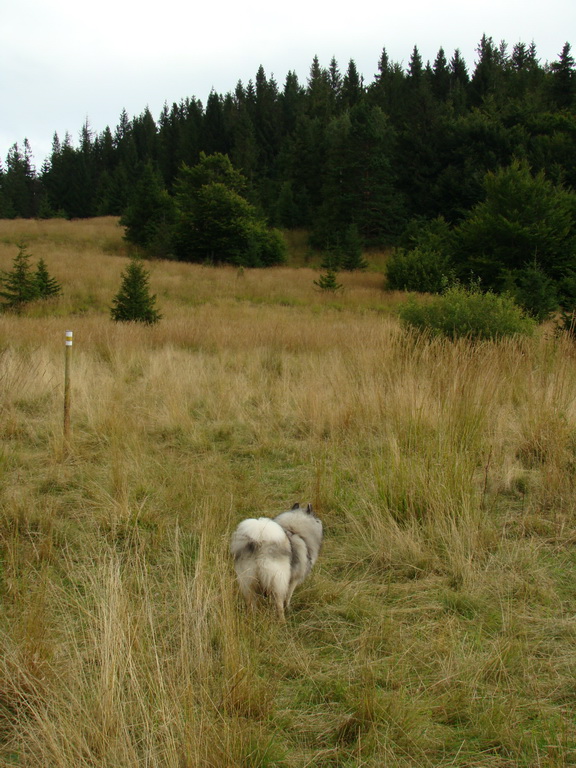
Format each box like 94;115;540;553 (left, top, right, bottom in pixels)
235;562;258;614
284;580;298;611
269;569;290;622
274;592;286;622
238;582;257;613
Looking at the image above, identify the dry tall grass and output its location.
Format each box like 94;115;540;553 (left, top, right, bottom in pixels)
0;219;575;766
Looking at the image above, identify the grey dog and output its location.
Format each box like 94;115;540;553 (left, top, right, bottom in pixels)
230;503;323;621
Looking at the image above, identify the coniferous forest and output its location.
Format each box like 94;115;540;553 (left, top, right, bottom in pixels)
1;37;575;271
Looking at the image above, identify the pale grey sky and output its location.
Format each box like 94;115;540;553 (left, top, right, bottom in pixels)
1;0;574;167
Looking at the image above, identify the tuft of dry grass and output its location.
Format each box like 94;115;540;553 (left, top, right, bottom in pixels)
0;218;575;766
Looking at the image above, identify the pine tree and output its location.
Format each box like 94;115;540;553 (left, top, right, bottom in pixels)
34;258;62;299
0;244;39;312
110;256;162;324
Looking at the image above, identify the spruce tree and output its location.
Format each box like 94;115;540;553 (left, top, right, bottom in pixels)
407;46;424;85
306;56;333;120
314;266;343;293
0;244;39;312
34;258;62;299
120;161;175;255
314;251;343;292
454;160;576;309
449;49;469;111
315;102;407;246
470;35;503;105
550;42;575;109
110;256;162;324
340;223;368;271
275;181;300;227
3;142;37;218
173;153;286;266
341;59;363;108
513;260;559;321
431;48;451;100
328;57;342;102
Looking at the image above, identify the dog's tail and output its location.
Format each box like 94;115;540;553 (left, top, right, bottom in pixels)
230;517;288;559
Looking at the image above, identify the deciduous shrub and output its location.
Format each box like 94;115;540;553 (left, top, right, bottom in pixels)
398;283;536;339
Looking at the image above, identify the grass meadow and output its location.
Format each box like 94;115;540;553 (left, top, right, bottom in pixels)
0;218;575;767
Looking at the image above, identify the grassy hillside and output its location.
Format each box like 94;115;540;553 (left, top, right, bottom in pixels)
0;219;575;767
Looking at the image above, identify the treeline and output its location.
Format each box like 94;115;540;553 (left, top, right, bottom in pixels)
1;36;575;253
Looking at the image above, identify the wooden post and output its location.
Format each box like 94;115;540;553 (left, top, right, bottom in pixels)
63;330;73;447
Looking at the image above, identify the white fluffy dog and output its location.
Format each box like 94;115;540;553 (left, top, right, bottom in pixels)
230;503;323;621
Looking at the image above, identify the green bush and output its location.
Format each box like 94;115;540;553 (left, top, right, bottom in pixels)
386;247;454;293
240;219;287;267
398;283;536;340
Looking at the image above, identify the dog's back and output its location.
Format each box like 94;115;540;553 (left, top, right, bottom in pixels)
274;505;323;569
231;504;323;621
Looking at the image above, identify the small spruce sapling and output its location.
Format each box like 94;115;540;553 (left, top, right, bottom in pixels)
110;256;162;324
34;258;62;299
340;224;368;271
314;253;343;292
0;244;39;312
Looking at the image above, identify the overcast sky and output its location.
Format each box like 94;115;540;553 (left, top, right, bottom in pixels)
1;0;574;168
